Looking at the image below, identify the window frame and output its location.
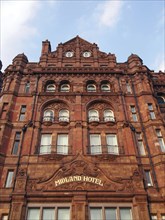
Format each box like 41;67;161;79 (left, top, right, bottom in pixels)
156;129;165;152
106;134;119;155
144;170;153;187
101;84;110;92
89;134;102;154
104;110;115;122
59;109;69;122
43;109;54;122
19;105;26;121
40;134;52;154
46;84;56;92
27;204;71;220
148;103;156;120
5;170;14;188
57;134;69;155
12;132;21;155
130;105;138;122
89;204;133;220
136;132;146;155
88;109;99;122
60;84;70;92
87;84;96;92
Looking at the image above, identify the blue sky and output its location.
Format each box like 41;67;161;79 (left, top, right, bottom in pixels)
1;0;165;72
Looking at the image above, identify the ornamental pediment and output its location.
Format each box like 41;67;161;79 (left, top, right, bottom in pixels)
27;155;143;192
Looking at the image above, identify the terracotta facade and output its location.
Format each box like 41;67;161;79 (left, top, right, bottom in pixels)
0;36;165;220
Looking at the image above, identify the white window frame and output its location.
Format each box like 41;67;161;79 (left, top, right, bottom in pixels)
156;129;165;152
144;170;153;187
87;84;96;92
136;133;145;155
90;134;102;154
106;134;119;155
104;110;115;122
60;84;70;92
130;106;138;121
88;109;99;122
46;84;56;92
89;204;133;220
5;170;14;188
40;134;52;154
43;109;54;122
101;84;110;92
148;103;156;120
59;109;69;122
57;134;69;155
27;204;71;220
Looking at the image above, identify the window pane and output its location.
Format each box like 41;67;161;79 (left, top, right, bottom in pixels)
150;112;156;119
145;171;152;186
2;215;8;220
57;135;68;154
5;171;14;188
43;208;55;220
120;208;132;220
138;141;145;155
158;138;165;152
105;208;117;220
151;215;157;220
12;141;19;155
27;208;40;220
57;208;70;220
90;135;102;154
132;114;138;121
90;208;102;220
40;134;52;154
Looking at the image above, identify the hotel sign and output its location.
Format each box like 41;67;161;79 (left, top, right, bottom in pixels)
55;175;104;187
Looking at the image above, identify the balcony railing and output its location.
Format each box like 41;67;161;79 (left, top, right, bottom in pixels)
87;145;119;155
39;145;71;155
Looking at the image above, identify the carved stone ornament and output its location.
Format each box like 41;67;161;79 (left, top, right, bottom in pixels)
27;154;141;192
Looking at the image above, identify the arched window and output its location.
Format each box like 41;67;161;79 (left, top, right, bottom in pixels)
43;110;54;122
60;84;70;92
101;84;110;92
88;109;99;122
87;84;96;92
59;109;69;122
104;110;115;122
157;96;165;104
46;84;56;92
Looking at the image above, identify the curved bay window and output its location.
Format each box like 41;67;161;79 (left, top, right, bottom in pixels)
88;109;99;122
101;84;110;92
60;84;70;92
87;84;96;92
59;109;69;122
104;110;115;122
46;84;56;92
43;109;54;122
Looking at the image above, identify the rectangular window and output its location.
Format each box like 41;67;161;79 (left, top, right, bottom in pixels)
126;82;132;93
5;170;14;188
106;134;118;154
12;132;21;155
151;215;157;220
19;105;26;121
2;215;8;220
27;207;70;220
57;134;68;154
90;134;102;154
148;104;156;119
136;133;145;155
1;103;8;119
156;129;165;152
40;134;52;154
130;106;138;121
25;82;30;93
90;207;132;220
144;170;153;186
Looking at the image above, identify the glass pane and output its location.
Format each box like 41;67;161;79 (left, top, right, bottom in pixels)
156;130;161;137
138;141;145;155
120;208;132;220
43;208;55;220
2;215;8;220
6;171;14;187
90;208;102;220
41;135;52;145
151;215;157;220
57;208;70;220
150;112;156;119
145;171;152;186
12;141;19;154
19;113;25;121
57;135;68;154
106;135;117;145
148;104;153;110
132;114;138;121
27;208;40;220
105;208;116;220
90;135;101;145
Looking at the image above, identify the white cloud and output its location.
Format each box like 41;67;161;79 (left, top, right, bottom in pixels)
95;1;124;28
1;1;41;70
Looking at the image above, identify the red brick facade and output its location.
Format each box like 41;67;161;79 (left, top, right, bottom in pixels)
0;36;165;220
